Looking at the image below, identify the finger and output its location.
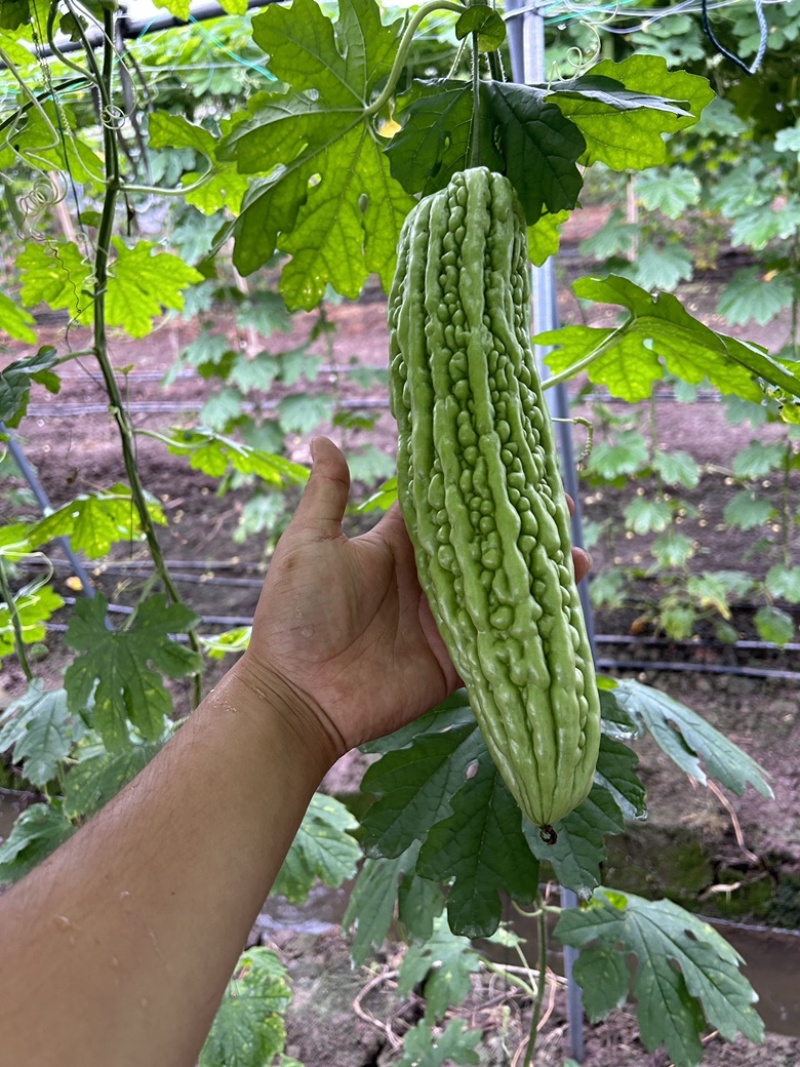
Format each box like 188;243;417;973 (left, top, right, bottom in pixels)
572;547;592;584
293;436;351;540
566;493;575;516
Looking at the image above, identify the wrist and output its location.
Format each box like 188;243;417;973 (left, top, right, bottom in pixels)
230;652;346;776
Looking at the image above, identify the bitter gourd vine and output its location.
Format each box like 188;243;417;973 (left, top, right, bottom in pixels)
388;167;601;833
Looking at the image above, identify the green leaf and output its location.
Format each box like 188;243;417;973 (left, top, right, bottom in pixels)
717;268;794;327
200;387;243;431
0;291;37;342
571;939;629;1022
526;783;624;895
0;346;59;428
540;274;800;404
0;582;64;658
601;679;773;798
527;210;569;266
651;531;695;569
361;691;476;755
17;240;93;323
0;0;32;29
482;82;586;225
63;738;163;819
622;241;694;293
624;496;672;535
730;200;800;251
64;594;201;751
636;166;700;218
723;490;774;530
0;802;75;883
652;450;701;489
0;682;71;787
765;564;800;603
3;100;103;184
754;605;796;647
552;56;713;170
397;870;445;943
585;430;649;480
220;0;411;306
417;753;539;938
277;393;334;435
660;603;700;641
594;733;647;820
271;792;361;902
398;1017;481;1067
343;851;414;966
360;721;485;859
200;947;292;1067
105;240;203;339
398;916;481;1021
731;440;787;479
164;429;308;488
29;485;166;558
454;6;506;51
386;79;498;201
556;888;765;1066
354;476;397;513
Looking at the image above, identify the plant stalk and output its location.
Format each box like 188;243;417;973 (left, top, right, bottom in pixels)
364;0;468;118
91;9;203;703
523;904;550;1067
470;30;481;167
0;557;34;683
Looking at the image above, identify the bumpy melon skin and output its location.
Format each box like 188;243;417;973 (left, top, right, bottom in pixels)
388;166;601;830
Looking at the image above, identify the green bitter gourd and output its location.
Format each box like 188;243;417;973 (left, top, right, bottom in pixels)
388;166;601;833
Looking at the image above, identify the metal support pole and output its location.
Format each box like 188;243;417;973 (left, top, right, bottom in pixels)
505;3;591;1061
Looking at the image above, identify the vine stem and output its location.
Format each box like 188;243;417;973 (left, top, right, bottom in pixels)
522;904;549;1067
91;9;203;704
363;0;468;118
0;557;34;683
470;30;481;167
540;319;628;392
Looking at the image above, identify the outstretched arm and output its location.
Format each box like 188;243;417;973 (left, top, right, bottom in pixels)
0;438;590;1067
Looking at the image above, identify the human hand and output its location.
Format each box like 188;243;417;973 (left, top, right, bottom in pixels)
238;437;591;761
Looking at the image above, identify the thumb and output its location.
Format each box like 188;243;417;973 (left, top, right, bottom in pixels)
293;436;351;539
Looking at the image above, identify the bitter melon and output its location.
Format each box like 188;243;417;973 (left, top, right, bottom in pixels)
388;166;601;832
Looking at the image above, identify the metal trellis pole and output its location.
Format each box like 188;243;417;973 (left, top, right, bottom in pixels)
505;2;591;1062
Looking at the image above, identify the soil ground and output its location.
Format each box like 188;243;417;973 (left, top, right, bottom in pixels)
2;236;800;1064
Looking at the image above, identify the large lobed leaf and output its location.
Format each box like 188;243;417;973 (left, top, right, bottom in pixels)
0;802;74;883
64;594;201;751
29;484;167;558
219;0;413;308
356;693;647;928
199;948;293;1067
387;55;709;225
0;347;59;428
601;678;773;799
271;792;361;902
540;274;800;409
556;888;764;1067
0;682;72;788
